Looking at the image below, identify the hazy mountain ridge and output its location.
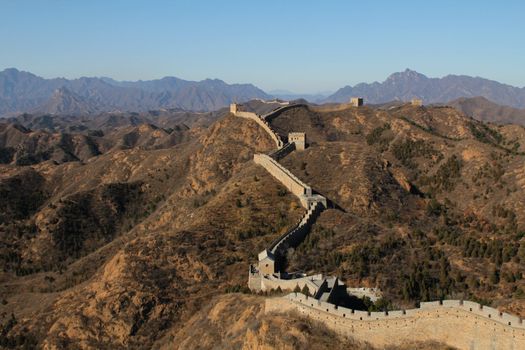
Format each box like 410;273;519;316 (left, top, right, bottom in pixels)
0;68;270;115
4;68;525;116
326;69;525;108
448;96;525;125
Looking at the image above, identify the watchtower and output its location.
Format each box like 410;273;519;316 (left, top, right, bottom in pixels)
288;132;306;150
230;103;238;114
350;97;364;107
258;250;276;275
411;98;423;106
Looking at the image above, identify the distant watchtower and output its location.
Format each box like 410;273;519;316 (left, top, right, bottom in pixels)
411;98;423;106
350;97;364;107
230;103;238;114
288;132;306;150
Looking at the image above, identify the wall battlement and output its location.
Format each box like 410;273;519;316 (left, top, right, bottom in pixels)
266;293;525;349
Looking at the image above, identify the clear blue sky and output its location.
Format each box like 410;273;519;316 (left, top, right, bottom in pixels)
1;0;524;93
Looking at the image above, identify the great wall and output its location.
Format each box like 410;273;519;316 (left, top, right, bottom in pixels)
231;101;525;349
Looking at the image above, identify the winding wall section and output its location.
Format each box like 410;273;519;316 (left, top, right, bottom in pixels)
234;100;524;349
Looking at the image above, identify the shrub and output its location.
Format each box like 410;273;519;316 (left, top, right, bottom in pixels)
366;123;391;146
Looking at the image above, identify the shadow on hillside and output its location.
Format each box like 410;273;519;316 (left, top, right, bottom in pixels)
313;190;346;212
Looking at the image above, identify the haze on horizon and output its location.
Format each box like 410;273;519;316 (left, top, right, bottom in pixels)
1;0;524;93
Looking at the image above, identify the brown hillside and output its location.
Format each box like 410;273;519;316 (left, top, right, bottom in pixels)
449;96;525;126
1;103;525;348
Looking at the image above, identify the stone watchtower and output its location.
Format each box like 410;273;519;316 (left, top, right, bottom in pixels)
230;103;238;114
350;97;364;107
411;98;423;106
258;249;276;275
288;132;306;150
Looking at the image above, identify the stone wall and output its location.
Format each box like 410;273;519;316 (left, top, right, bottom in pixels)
269;201;323;256
266;294;525;350
234;110;284;148
261;104;302;122
269;142;296;160
238;99;525;348
253;154;312;204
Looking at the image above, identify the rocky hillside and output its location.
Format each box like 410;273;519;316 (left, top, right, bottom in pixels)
1;101;525;348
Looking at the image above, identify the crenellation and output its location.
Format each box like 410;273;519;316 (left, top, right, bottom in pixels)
269;293;525;348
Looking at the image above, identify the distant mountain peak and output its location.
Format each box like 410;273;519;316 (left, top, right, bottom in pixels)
2;67;20;74
385;69;428;82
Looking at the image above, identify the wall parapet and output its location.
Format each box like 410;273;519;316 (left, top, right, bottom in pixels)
264;293;525;349
253;153;312;200
281;293;525;328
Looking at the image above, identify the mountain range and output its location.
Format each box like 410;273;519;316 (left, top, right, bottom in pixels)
325;69;525;108
0;68;270;116
2;68;525;117
447;96;525;125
